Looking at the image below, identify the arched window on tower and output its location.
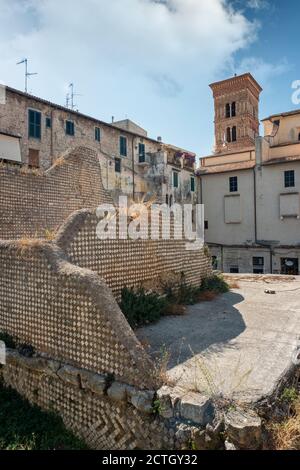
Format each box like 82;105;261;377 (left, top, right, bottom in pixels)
226;127;231;143
232;126;237;142
231;102;236;117
226;103;231;118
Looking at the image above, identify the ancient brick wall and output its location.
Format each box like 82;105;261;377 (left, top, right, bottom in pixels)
57;210;211;299
0;240;155;389
0;146;111;239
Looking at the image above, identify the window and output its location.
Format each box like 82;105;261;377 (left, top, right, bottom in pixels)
66;120;75;136
231;102;236;117
284;170;295;188
232;126;237;142
225;102;236;118
120;136;127;157
212;256;218;270
138;143;145;163
95;127;101;142
226;127;231;143
46;117;52;129
173;171;179;188
190;176;195;192
115;158;121;173
253;257;264;274
28;149;40;168
298;132;300;141
229;176;238;193
204;221;208;230
226;103;231;118
230;267;239;273
274;120;280;127
28;109;41;139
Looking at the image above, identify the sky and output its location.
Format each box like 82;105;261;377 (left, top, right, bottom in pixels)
0;0;299;156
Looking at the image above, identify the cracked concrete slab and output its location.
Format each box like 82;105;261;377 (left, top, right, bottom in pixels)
137;276;300;403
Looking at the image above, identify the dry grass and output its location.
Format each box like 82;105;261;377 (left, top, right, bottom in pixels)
15;238;44;254
268;399;300;450
19;166;43;176
163;304;187;316
44;228;57;241
197;290;218;302
52;156;66;168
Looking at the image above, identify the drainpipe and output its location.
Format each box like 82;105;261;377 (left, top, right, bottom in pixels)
132;136;135;201
270;248;273;274
253;167;257;243
51;109;54;164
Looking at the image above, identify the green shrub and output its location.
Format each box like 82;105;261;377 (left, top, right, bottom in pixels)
200;274;229;294
177;282;202;305
280;387;298;404
0;332;16;349
0;383;88;450
119;287;168;328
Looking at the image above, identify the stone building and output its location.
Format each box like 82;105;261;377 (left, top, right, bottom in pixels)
0;85;196;205
199;73;300;275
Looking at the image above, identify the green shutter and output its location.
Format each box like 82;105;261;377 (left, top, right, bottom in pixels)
191;177;195;192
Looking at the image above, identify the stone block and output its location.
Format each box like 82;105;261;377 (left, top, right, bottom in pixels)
225;408;262;450
80;370;106;395
129;390;154;414
107;382;128;402
57;365;80;387
180;392;214;426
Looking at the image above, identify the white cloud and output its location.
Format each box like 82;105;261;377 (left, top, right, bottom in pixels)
0;0;256;92
234;56;290;84
247;0;268;9
0;0;289;155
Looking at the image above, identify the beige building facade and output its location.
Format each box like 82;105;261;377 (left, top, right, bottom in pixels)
200;74;300;275
0;86;196;205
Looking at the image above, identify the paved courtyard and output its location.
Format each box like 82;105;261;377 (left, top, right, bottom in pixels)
137;276;300;403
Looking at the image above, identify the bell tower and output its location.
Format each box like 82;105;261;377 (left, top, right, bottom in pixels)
209;73;262;154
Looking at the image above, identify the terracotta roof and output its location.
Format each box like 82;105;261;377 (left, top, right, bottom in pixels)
261;108;300;122
198;160;255;175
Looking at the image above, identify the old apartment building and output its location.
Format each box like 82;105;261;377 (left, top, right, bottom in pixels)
0;85;196;205
199;73;300;275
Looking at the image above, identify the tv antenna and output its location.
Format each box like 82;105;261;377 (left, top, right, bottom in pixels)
66;83;82;111
16;58;38;93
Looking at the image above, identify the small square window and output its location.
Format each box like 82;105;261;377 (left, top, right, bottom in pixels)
115;158;121;173
66;120;75;136
46;117;52;128
284;170;295;188
191;177;195;192
173;171;179;188
253;257;264;266
120;136;127;157
95;127;101;142
229;176;238;192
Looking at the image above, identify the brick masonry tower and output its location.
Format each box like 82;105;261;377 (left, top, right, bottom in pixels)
209;73;262;154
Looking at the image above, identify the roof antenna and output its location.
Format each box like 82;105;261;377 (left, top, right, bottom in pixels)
16;58;38;93
66;83;82;111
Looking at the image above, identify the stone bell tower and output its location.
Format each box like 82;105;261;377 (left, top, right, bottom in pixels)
209;73;262;154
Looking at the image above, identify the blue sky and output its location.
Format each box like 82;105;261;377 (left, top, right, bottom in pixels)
0;0;299;157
